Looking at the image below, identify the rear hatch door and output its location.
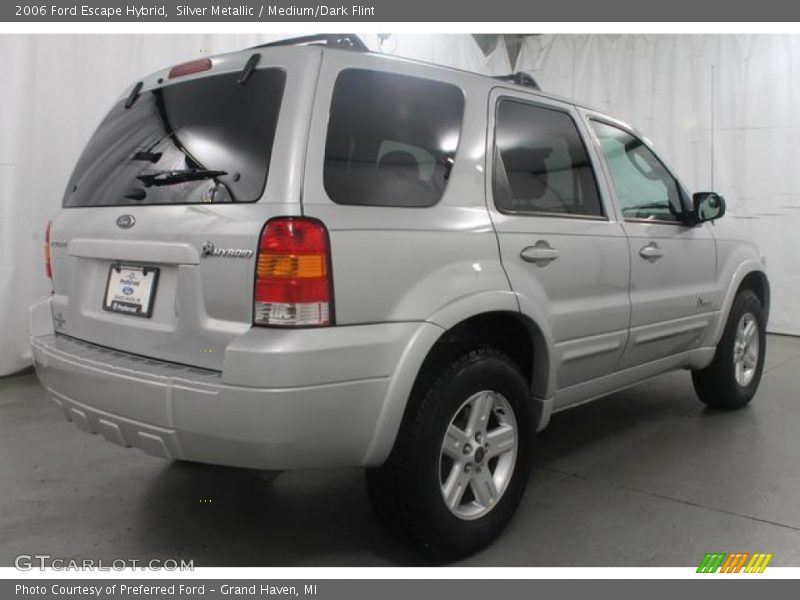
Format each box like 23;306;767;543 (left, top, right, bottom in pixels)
48;47;320;370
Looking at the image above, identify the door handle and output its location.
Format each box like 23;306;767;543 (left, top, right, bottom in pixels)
521;241;560;266
639;242;664;262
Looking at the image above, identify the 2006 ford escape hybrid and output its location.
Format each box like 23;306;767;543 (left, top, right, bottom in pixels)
30;35;770;559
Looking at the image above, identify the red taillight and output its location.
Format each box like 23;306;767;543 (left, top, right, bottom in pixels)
254;218;333;327
44;220;52;281
168;58;212;79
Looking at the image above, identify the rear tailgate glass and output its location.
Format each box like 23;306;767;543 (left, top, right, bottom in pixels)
64;68;286;207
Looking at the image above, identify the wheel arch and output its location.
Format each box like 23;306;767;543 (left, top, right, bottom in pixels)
739;270;770;321
423;311;551;400
709;262;770;347
362;298;553;467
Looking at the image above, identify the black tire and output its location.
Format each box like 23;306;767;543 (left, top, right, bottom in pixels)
366;348;534;560
692;289;766;410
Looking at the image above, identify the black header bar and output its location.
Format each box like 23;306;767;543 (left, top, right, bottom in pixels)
5;0;800;22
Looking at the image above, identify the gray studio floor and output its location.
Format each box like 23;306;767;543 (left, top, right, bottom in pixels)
2;335;800;567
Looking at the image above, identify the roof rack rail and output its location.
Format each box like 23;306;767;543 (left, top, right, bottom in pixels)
251;34;368;52
492;72;541;91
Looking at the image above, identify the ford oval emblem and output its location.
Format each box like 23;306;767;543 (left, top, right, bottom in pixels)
116;214;136;229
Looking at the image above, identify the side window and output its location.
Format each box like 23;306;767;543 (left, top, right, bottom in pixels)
493;99;604;217
591;121;683;222
323;69;464;208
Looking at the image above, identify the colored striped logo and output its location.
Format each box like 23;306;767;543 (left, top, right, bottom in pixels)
697;552;773;573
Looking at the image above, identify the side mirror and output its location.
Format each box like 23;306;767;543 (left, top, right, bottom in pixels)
692;192;726;224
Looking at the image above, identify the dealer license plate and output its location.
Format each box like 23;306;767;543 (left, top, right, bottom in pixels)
102;264;159;318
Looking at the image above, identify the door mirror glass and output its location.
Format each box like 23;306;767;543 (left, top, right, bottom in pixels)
693;192;726;223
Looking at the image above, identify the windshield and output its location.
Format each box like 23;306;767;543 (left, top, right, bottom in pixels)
63;68;286;207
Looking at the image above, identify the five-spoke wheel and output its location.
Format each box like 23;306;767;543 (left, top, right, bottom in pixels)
733;312;760;387
366;348;533;559
439;390;518;520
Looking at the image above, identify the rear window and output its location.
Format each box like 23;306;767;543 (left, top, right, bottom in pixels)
63;68;286;207
493;99;603;218
323;69;465;208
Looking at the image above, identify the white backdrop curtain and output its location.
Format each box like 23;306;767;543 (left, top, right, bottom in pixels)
1;33;798;376
518;35;800;337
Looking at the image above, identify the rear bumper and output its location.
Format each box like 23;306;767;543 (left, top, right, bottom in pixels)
30;311;432;470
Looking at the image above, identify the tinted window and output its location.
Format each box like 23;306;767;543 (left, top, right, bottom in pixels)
591;121;683;222
64;69;286;207
494;100;603;217
324;69;464;208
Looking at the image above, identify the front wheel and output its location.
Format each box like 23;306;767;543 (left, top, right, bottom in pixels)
366;348;534;559
692;289;766;410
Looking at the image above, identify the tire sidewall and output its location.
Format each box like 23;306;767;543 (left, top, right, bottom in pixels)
412;352;534;554
719;291;766;403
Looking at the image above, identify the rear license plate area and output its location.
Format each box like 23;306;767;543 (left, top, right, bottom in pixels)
103;264;159;318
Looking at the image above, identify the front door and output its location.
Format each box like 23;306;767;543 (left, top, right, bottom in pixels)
587;118;717;370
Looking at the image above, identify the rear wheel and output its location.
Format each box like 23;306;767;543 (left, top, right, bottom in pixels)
366;348;533;559
692;289;766;410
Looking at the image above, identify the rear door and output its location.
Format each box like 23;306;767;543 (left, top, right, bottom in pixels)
48;47;320;370
487;90;631;390
585;116;717;369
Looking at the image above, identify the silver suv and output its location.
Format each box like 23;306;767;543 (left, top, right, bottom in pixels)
29;37;769;559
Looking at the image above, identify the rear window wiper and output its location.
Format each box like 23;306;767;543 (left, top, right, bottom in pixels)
132;150;163;163
129;128;183;164
137;169;227;187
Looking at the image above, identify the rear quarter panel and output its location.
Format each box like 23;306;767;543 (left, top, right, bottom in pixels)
301;51;511;327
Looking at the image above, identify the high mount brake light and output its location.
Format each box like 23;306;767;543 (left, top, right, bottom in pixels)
168;58;212;79
253;218;334;327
